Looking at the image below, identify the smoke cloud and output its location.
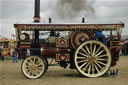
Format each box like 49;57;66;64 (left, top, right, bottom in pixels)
53;0;95;21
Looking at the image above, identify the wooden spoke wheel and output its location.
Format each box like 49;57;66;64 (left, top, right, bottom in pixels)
21;56;46;79
74;40;111;77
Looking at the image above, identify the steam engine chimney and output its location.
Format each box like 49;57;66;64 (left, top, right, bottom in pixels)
34;0;40;42
34;0;40;22
82;18;85;23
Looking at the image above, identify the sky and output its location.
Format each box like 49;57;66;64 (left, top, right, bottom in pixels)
0;0;128;39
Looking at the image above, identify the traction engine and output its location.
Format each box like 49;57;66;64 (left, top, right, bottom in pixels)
14;0;125;79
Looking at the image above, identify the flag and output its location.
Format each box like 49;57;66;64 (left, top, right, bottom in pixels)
11;34;16;37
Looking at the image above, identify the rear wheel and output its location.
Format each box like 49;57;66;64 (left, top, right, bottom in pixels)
21;56;46;79
74;40;111;77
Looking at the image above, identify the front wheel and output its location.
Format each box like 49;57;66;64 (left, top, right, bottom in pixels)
21;56;46;79
74;40;111;77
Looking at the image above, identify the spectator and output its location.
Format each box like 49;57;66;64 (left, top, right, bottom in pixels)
0;49;4;61
13;50;18;63
0;50;1;60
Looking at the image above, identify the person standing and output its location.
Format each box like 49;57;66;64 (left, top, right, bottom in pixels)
0;49;4;61
13;50;18;63
0;49;1;57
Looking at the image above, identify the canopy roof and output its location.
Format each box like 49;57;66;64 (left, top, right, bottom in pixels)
14;22;125;31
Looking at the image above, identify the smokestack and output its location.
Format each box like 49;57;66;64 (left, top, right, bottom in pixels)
82;18;85;23
33;0;40;22
49;18;52;23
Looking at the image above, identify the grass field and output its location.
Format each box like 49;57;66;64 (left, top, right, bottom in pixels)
0;56;128;85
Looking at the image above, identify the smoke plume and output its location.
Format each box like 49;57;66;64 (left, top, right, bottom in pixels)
53;0;95;21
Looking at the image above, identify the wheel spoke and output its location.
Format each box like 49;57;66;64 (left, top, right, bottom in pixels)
88;64;91;74
97;54;107;58
77;56;86;59
29;69;33;74
95;46;102;55
37;66;43;70
92;44;96;56
36;63;42;67
94;61;102;69
96;58;106;61
78;52;88;58
36;60;42;66
25;66;31;69
33;70;38;76
80;62;87;68
94;64;100;73
81;48;90;56
26;70;31;74
26;62;32;66
35;69;40;75
36;60;41;64
83;62;90;71
90;43;92;55
95;50;104;57
29;59;34;64
35;68;42;73
77;59;88;64
31;71;35;76
29;72;33;76
85;45;90;54
97;61;106;66
91;63;95;74
25;66;30;72
27;71;31;76
33;57;36;64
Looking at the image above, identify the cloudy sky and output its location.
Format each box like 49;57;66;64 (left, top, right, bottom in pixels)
0;0;128;39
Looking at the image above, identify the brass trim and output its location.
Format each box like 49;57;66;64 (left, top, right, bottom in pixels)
56;48;59;52
110;41;120;45
40;46;44;56
110;46;120;50
68;49;71;52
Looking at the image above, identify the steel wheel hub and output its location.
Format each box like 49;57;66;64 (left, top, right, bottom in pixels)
31;65;36;70
88;57;96;63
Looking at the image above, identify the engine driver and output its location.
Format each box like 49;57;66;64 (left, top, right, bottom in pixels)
93;30;107;46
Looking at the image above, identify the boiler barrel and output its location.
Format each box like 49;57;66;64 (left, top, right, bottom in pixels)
40;45;70;57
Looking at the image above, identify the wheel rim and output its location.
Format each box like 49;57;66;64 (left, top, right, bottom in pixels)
22;56;45;79
75;40;111;77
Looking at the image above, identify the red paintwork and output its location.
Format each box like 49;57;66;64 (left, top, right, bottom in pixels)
71;31;93;48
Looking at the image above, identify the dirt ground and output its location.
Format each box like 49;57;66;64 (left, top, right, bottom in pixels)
0;56;128;85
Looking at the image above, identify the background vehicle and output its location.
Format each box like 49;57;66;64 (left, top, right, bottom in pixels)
0;37;10;56
14;0;125;79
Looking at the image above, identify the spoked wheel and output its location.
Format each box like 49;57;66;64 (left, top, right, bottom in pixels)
74;40;111;77
21;56;47;79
